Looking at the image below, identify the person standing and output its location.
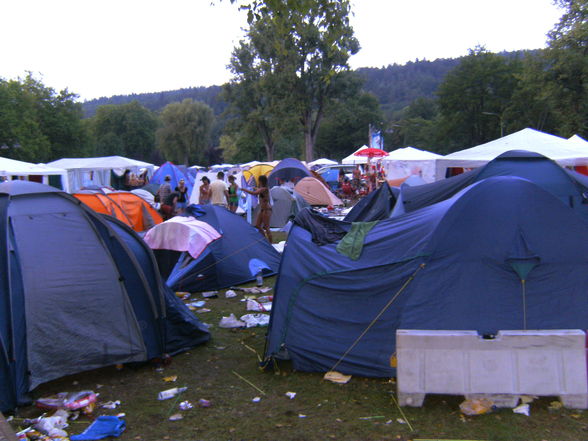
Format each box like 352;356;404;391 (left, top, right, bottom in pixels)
157;175;172;204
242;175;272;243
210;171;229;208
175;178;189;212
199;176;211;204
227;175;239;213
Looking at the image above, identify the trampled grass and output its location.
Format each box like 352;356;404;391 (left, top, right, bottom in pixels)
9;266;588;441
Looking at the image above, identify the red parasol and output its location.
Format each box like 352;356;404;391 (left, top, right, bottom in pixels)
353;147;388;158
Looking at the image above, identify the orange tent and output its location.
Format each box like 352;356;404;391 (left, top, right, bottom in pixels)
294;177;343;206
74;192;162;232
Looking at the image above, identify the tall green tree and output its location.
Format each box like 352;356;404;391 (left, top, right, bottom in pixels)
544;0;588;137
0;74;88;162
315;73;384;159
227;0;360;161
436;46;522;152
156;99;214;165
91;101;158;161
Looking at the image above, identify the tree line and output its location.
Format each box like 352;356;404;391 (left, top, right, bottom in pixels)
0;0;585;165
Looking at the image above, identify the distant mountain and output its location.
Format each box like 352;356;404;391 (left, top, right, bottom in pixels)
81;52;531;118
81;85;226;118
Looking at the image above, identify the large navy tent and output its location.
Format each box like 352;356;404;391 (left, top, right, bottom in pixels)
265;177;588;377
0;181;209;412
394;150;588;221
162;205;282;292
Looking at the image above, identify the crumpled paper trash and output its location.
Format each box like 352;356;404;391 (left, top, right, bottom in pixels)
219;313;246;328
240;313;270;328
323;371;352;384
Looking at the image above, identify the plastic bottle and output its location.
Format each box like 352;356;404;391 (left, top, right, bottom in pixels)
256;270;263;287
158;387;187;400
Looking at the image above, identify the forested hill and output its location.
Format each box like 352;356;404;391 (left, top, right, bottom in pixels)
81;85;225;118
80;55;508;118
356;58;461;115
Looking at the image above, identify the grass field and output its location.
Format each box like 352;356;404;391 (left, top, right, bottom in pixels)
8;233;588;440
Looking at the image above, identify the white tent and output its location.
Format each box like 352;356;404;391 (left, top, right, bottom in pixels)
341;145;376;165
307;158;338;169
0;157;69;191
47;155;154;193
435;128;588;179
381;147;442;183
568;134;588;148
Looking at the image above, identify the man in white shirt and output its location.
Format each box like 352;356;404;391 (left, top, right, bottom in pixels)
210;171;229;207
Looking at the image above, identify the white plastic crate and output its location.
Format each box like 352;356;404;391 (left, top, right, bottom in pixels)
396;329;588;409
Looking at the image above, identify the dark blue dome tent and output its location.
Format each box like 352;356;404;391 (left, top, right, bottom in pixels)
393;150;588;222
265;177;588;377
0;181;209;412
267;158;311;188
152;205;282;292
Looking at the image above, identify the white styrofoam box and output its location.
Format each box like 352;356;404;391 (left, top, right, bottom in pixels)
396;329;588;409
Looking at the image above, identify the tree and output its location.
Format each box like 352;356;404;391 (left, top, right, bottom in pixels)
436;46;522;152
156;99;214;165
0;74;88;162
227;0;359;161
315;73;384;159
90;101;158;161
543;0;588;137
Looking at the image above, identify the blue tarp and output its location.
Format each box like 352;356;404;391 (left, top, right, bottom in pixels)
162;205;282;292
265;176;588;377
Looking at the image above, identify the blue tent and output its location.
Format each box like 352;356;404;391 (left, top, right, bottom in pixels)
0;181;209;412
265;176;588;377
267;158;310;188
161;205;282;292
150;161;194;196
394;150;588;222
344;182;398;222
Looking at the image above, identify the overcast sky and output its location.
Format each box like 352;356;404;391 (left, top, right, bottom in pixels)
1;0;564;102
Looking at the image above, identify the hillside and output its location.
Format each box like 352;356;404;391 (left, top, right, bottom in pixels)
80;57;462;118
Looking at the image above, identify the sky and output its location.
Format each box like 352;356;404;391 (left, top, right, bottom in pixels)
1;0;564;102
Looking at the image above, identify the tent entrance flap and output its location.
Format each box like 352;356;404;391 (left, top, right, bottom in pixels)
12;211;146;389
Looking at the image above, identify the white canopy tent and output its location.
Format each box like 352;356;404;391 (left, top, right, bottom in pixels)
381;147;442;183
568;134;588;148
435;128;588;179
341;145;388;165
47;155;154;193
308;158;338;169
0;157;69;191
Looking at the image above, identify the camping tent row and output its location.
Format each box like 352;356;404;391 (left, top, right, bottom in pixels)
341;130;588;182
47;156;155;193
0;157;69;192
264;176;588;377
0;181;209;412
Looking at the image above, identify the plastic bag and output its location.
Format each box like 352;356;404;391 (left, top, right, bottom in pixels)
459;397;494;415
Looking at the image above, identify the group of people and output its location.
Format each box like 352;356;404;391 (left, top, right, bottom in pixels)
156;175;189;220
159;171;273;243
336;164;386;199
122;169;149;189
